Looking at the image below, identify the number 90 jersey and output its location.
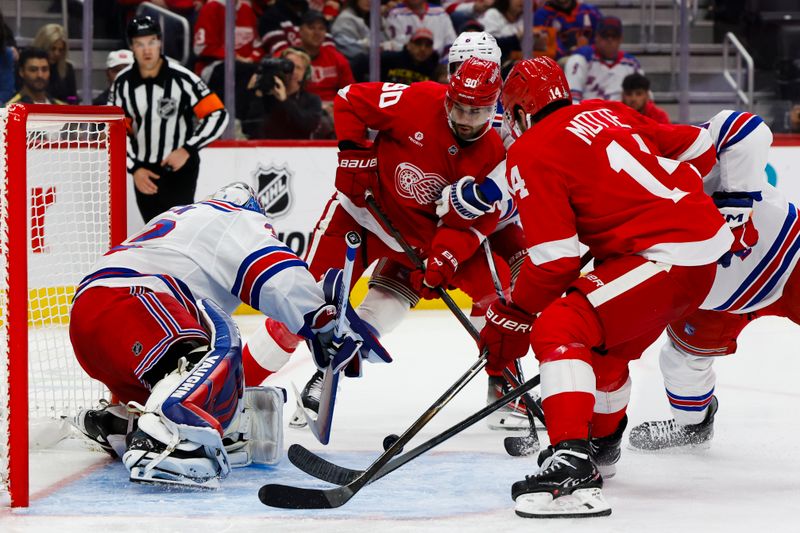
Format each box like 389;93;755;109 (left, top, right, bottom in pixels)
334;81;506;250
508;100;734;314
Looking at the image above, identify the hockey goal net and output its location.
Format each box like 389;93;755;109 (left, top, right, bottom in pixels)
0;104;127;507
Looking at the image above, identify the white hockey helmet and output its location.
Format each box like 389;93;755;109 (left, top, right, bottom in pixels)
448;32;501;76
210;182;265;214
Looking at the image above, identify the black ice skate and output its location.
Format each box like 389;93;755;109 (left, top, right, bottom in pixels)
590;415;628;479
486;375;539;431
628;396;718;452
289;370;323;429
73;400;132;458
512;439;611;518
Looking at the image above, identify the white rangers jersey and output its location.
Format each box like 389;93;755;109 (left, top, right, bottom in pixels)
565;45;642;102
384;4;457;56
74;200;327;335
698;110;800;313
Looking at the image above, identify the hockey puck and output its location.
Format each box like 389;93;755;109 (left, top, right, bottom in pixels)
383;433;403;452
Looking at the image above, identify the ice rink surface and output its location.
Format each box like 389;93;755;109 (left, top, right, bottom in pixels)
2;311;799;532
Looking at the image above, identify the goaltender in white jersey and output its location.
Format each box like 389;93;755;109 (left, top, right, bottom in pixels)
70;183;381;488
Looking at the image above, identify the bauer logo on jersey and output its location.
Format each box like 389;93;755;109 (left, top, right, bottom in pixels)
157;97;178;118
254;163;293;218
394;162;449;205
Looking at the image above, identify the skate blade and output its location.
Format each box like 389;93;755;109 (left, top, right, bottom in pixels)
486;411;535;432
627;439;711;454
597;463;616;479
288;382;317;430
129;466;220;489
515;488;611;518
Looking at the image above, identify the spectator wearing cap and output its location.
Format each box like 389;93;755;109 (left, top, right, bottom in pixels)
534;0;603;59
621;72;670;124
380;27;440;84
297;10;355;110
331;0;371;80
93;49;134;105
564;16;642;102
384;0;457;57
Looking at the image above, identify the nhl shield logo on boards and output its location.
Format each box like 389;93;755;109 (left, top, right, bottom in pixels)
157;97;178;118
254;163;293;218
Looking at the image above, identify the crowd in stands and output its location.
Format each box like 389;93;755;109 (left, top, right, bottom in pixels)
3;0;800;137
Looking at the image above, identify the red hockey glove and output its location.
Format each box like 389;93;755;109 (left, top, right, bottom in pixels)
479;301;534;375
410;248;459;299
713;191;761;268
336;148;377;208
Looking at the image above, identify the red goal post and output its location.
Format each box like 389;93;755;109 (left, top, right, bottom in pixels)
0;104;127;507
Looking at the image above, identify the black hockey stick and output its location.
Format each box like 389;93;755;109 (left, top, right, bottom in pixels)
256;196;492;509
258;348;490;508
366;194;543;439
288;373;541;485
480;238;542;456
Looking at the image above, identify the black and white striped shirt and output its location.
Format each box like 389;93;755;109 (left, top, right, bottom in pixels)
109;55;229;173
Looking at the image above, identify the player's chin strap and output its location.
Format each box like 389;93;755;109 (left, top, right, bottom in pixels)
124;299;244;486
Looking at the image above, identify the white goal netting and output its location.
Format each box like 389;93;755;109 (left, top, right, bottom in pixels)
0;106;125;506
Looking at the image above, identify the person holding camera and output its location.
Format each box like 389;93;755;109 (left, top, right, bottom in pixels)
110;15;229;223
242;47;322;140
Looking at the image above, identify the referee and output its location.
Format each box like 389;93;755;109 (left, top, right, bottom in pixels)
110;16;229;222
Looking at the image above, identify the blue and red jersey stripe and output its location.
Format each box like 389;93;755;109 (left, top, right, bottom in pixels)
231;245;307;309
713;203;800;312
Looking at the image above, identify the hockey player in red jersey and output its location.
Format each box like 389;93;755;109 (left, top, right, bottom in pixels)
242;57;510;420
478;57;734;518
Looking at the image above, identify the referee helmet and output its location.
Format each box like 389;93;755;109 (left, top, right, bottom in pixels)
127;15;162;44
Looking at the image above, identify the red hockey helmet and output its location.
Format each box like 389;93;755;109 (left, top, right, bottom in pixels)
501;57;570;139
446;57;501;141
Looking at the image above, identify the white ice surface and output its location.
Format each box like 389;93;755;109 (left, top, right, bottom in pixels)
2;311;799;532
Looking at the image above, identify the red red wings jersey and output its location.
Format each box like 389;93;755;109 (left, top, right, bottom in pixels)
335;81;506;250
508;100;733;314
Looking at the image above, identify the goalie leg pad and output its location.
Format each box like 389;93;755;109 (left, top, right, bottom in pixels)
223;386;287;467
123;299;245;487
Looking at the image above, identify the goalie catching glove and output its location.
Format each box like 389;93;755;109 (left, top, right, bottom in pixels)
436;175;502;229
479;300;535;375
335;143;378;208
301;268;392;377
713;191;761;268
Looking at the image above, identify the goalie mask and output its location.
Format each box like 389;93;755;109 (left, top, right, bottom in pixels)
502;57;571;140
210;182;265;215
445;57;501;142
448;31;501;77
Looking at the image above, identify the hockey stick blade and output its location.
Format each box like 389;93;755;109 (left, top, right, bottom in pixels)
257;483;352;509
288;374;541;486
259;353;490;508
